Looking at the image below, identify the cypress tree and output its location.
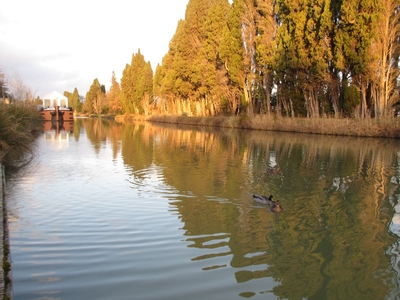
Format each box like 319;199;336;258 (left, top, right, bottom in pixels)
71;88;81;112
154;20;186;114
120;63;133;113
153;0;399;119
84;78;104;114
138;61;154;115
178;0;215;104
219;0;247;114
333;0;380;117
120;50;153;114
156;0;226;115
191;0;231;115
107;72;121;114
253;0;277;115
274;0;333;117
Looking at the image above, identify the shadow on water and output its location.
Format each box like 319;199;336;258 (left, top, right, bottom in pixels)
74;119;400;298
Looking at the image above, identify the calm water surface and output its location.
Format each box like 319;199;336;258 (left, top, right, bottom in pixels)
6;118;400;300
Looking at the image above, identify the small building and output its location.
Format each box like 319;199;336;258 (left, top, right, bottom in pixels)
43;91;68;108
40;91;74;122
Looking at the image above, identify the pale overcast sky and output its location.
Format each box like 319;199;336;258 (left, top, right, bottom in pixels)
0;0;188;97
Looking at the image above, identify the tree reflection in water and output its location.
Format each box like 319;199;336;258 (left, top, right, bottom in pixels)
78;118;400;299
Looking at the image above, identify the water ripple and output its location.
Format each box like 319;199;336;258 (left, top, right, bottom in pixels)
7;121;400;300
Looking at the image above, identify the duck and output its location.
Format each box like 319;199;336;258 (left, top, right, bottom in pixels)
253;194;274;205
252;194;283;213
270;200;283;213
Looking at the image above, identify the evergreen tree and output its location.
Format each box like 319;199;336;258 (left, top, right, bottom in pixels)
274;0;333;117
107;71;121;114
219;0;247;114
71;88;81;112
153;20;185;114
63;91;72;106
120;63;132;113
152;0;399;119
139;61;154;115
175;0;210;102
153;64;163;103
191;0;231;115
333;0;380;117
120;50;153;114
158;20;186;113
84;78;105;114
156;0;222;115
253;0;277;115
65;88;81;111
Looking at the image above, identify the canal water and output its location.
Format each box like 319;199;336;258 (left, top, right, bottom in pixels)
5;118;400;300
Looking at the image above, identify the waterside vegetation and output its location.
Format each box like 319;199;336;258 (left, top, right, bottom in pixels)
115;114;400;139
2;0;399;140
0;103;43;168
75;0;399;122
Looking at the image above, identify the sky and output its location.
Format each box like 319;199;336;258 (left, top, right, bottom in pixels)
0;0;189;98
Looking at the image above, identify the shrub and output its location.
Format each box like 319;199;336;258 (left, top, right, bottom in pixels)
0;102;43;167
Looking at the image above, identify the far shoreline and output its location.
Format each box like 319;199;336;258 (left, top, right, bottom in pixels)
109;114;400;140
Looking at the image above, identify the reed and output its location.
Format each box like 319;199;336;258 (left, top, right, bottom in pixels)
0;103;43;167
247;114;400;138
144;114;400;139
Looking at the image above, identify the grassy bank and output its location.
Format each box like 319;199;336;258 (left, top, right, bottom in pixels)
115;114;400;139
0;103;43;167
0;103;43;299
1;164;11;300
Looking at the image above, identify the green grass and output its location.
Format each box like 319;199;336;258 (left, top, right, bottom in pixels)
0;102;43;167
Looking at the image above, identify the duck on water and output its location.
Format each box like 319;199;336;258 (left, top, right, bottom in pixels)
253;194;283;213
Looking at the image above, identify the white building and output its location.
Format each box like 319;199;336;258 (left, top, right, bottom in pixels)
42;91;68;108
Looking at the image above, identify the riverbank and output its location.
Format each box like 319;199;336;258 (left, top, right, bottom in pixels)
115;114;400;139
0;102;42;300
0;103;43;167
0;165;12;300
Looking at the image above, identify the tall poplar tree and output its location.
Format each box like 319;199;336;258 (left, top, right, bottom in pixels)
238;0;258;115
367;0;400;116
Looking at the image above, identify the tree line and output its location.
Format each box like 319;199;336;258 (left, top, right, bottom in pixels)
71;0;400;119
